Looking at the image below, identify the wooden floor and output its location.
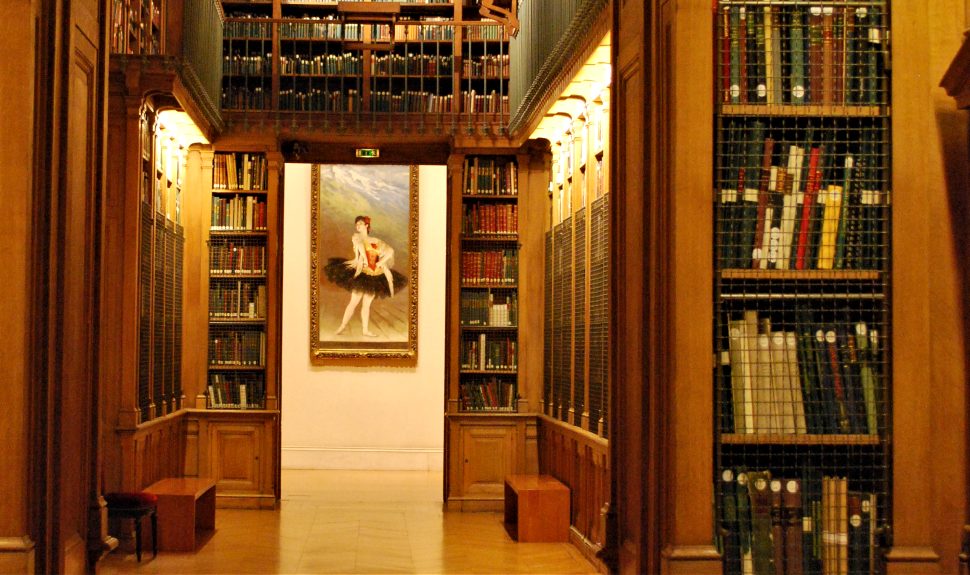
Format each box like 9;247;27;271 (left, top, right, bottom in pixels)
98;469;599;574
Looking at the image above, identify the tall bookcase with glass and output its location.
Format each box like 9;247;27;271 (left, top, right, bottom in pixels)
713;3;891;573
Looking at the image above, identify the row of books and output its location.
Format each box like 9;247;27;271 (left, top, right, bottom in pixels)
460;333;518;371
718;4;886;106
462;203;519;235
211;195;268;231
213;152;268;191
209;243;268;275
718;120;885;271
459;379;516;412
280;20;362;41
371;54;454;76
460;249;518;285
463;90;510;115
224;13;275;40
209;281;267;320
208;330;267;366
222;87;269;111
280;53;363;76
464;157;519;196
722;311;880;436
462;54;509;79
223;52;273;76
460;290;518;327
278;88;359;112
719;469;878;575
207;375;265;410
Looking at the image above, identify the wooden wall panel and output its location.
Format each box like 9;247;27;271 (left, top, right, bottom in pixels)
538;416;609;572
118;414;186;492
0;0;38;571
663;0;718;573
610;0;649;570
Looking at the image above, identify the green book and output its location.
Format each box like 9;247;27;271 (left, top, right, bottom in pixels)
790;7;807;104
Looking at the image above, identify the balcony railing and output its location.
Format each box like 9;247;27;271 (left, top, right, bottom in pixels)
110;0;224;129
220;18;512;136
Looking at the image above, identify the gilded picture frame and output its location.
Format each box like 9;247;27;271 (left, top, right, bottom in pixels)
310;164;418;363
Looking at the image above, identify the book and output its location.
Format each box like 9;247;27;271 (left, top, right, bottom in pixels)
855;321;878;434
747;471;775;575
751;136;776;269
769;331;796;434
789;8;807;104
738;121;766;268
721;469;744;575
729;319;755;434
794;144;823;269
770;479;785;575
737;470;755;575
785;331;808;434
783;479;805;575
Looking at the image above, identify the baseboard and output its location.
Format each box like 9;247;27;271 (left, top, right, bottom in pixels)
568;527;609;573
281;446;444;471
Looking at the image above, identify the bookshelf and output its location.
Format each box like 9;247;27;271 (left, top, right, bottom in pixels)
457;155;520;413
713;3;891;573
219;0;512;118
446;152;537;511
206;151;271;410
111;0;163;55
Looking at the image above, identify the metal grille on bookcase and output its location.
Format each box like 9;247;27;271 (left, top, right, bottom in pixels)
573;208;587;423
152;213;166;416
714;3;891;574
173;228;184;409
553;218;572;422
138;204;152;422
588;193;609;438
544;231;554;414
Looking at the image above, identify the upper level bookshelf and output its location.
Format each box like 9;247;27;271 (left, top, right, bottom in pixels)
220;0;514;131
713;2;891;573
111;0;163;55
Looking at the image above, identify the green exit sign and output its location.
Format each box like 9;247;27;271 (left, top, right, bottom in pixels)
355;148;380;158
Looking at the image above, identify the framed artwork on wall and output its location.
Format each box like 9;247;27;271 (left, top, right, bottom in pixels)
310;164;419;362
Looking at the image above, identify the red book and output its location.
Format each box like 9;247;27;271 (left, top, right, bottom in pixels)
795;145;824;269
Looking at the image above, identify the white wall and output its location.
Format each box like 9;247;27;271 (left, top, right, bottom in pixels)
281;163;446;471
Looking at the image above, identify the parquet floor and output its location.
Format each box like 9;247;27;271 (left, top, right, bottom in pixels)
98;469;599;575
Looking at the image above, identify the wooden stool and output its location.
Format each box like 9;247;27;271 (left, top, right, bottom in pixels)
504;475;570;542
104;492;158;562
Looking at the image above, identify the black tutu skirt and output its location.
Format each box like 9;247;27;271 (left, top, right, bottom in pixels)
324;257;408;299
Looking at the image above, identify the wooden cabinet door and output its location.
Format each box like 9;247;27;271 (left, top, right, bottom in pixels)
459;424;517;497
209;422;264;494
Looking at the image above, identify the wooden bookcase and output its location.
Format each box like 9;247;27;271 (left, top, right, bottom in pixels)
712;3;891;573
206;151;271;410
110;0;164;55
220;0;512;116
190;147;281;508
445;151;539;510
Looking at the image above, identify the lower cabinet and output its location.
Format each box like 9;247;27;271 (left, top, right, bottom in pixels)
446;414;537;511
184;410;279;509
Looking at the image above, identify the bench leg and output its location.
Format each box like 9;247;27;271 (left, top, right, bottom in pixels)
134;516;143;562
151;509;158;558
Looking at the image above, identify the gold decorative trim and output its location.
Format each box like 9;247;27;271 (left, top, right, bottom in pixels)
309;165;419;363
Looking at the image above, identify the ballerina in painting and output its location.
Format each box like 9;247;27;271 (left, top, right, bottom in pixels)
324;215;407;336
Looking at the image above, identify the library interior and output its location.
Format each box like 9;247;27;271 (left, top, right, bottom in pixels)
4;0;970;573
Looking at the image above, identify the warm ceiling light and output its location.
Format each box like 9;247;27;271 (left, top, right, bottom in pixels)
157;110;210;147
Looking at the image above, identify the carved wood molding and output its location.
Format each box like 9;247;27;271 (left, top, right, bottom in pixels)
508;0;610;140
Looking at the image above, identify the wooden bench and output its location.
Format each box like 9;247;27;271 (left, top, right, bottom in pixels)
144;477;217;552
503;474;570;542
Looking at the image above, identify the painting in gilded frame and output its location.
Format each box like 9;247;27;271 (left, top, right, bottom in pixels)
310;164;418;362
